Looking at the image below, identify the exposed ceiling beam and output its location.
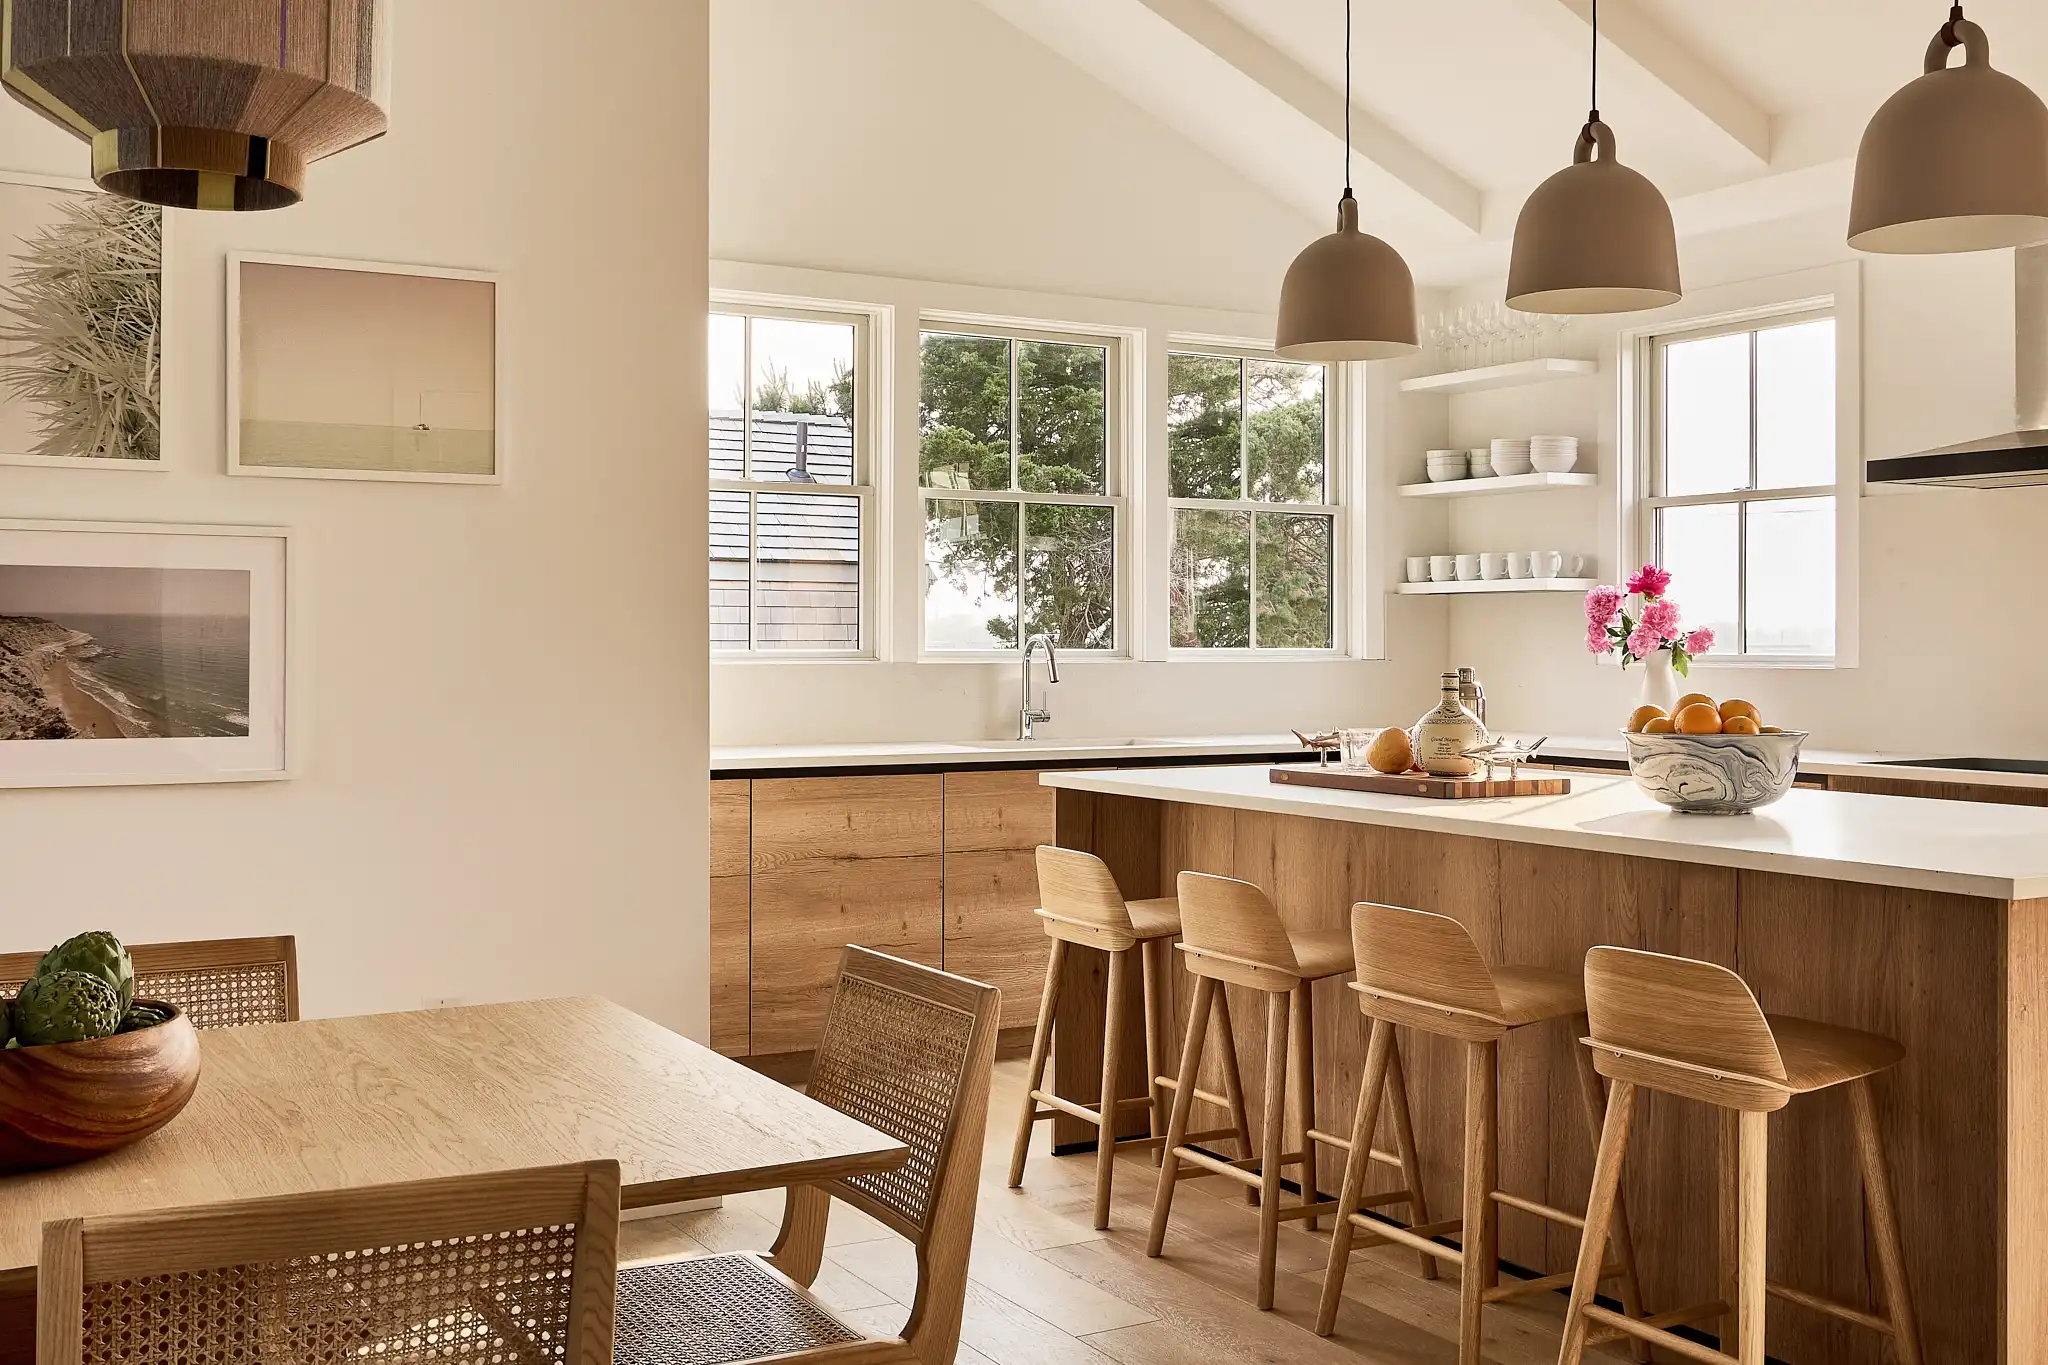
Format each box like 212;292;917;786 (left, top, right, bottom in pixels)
1130;0;1484;236
1520;0;1773;166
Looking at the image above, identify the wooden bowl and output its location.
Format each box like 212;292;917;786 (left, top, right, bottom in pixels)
0;1001;201;1174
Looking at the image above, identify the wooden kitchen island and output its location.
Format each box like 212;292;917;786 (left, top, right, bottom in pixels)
1041;764;2048;1365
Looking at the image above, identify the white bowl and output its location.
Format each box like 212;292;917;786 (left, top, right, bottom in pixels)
1622;730;1807;814
1491;453;1534;477
1530;449;1578;473
1426;462;1464;483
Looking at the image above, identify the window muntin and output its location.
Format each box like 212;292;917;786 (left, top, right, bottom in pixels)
918;326;1118;653
1646;312;1836;659
709;307;868;654
1167;350;1334;650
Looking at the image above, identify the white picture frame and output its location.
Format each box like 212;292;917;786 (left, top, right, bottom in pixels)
0;520;289;788
227;252;503;485
0;170;170;472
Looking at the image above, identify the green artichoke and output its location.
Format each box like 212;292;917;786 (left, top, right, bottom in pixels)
36;931;133;1011
118;1002;170;1033
14;969;121;1045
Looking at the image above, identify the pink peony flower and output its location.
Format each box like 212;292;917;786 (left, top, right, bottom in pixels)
1586;623;1612;655
1626;625;1663;659
1626;564;1672;598
1640;597;1682;641
1684;627;1715;655
1583;585;1624;629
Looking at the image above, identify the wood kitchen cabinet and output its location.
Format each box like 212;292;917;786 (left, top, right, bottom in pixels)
707;779;752;1056
747;774;945;1055
942;770;1056;1030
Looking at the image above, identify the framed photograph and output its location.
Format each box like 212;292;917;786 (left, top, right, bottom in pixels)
0;172;165;470
228;252;501;483
0;521;288;787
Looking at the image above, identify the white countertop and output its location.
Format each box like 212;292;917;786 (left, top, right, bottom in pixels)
710;733;1304;772
1040;763;2048;901
1518;733;2048;791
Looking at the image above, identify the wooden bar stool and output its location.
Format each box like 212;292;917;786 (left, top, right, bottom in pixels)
1315;904;1650;1364
1560;946;1923;1365
1009;846;1255;1231
1150;871;1433;1310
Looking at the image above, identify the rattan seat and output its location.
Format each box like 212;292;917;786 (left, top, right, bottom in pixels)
616;1254;864;1365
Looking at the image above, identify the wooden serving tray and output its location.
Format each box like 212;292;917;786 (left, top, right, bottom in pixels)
1271;766;1571;799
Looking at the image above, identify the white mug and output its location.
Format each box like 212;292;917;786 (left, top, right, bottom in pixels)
1455;553;1482;582
1564;553;1588;577
1530;550;1563;579
1505;552;1530;580
1429;554;1457;582
1406;555;1431;583
1480;552;1509;581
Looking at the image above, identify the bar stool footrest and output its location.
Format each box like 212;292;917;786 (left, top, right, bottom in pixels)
1339;1213;1465;1265
1489;1188;1586;1230
1582;1301;1731;1364
1481;1263;1622;1303
1766;1280;1898;1336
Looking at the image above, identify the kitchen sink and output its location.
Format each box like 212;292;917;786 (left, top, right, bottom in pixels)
1868;756;2048;776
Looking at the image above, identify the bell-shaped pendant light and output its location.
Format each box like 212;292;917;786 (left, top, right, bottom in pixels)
1275;0;1418;361
1848;6;2048;254
1506;0;1680;314
1;0;390;211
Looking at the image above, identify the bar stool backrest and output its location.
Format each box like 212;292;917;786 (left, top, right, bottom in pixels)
1175;872;1301;976
1351;902;1505;1019
1584;946;1786;1084
1036;846;1136;936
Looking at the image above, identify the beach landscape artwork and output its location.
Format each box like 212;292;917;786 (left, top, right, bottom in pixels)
0;175;163;469
230;254;499;482
0;523;287;787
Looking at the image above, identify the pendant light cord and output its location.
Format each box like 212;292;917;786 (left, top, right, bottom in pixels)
1589;0;1599;123
1342;0;1353;196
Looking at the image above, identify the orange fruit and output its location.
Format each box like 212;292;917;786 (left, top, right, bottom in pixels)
1675;692;1715;714
1719;699;1760;724
1642;716;1676;734
1760;725;1785;734
1722;715;1761;735
1676;702;1724;735
1626;705;1666;733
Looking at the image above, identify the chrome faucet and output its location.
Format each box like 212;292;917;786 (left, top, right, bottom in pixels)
1019;634;1060;740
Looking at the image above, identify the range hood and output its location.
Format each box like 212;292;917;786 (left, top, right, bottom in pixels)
1867;244;2048;488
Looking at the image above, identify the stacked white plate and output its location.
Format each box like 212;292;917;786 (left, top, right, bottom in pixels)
1490;437;1533;477
1425;448;1466;483
1466;447;1494;478
1530;434;1579;473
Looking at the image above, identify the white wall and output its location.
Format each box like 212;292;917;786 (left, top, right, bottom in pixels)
1437;208;2048;757
709;0;1449;745
0;2;711;1032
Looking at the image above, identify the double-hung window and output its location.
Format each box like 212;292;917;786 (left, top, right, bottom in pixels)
1644;310;1836;660
1166;350;1336;650
918;324;1120;653
708;305;870;654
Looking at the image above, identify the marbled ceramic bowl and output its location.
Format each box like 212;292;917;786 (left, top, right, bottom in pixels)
1621;729;1807;814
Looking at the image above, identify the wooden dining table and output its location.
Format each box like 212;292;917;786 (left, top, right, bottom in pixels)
0;996;908;1363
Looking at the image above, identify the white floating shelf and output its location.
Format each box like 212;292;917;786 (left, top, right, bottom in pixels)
1396;578;1597;596
1399;357;1599;395
1400;471;1596;499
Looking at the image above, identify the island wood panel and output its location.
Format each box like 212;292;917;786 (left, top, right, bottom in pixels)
1048;788;1161;1149
1826;772;2048;807
942;770;1056;1031
748;774;944;1055
1050;789;2018;1365
709;779;751;1056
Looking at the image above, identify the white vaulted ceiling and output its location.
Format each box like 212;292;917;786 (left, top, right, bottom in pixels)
970;0;2048;284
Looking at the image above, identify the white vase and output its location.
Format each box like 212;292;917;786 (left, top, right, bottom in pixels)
1636;648;1680;715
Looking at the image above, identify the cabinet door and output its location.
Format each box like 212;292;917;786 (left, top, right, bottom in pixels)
750;775;944;1055
943;770;1056;1030
708;779;751;1056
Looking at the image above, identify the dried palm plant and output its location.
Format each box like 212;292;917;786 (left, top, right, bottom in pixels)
0;192;161;461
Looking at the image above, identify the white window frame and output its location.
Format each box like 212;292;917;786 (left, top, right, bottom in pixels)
915;315;1129;660
708;294;883;661
1162;339;1344;657
1617;264;1861;669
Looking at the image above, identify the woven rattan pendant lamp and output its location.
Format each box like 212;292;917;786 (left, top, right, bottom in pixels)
1275;0;1417;362
1849;5;2048;253
1;0;390;211
1506;0;1680;314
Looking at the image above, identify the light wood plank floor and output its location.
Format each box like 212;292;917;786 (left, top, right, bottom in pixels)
622;1058;1630;1365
